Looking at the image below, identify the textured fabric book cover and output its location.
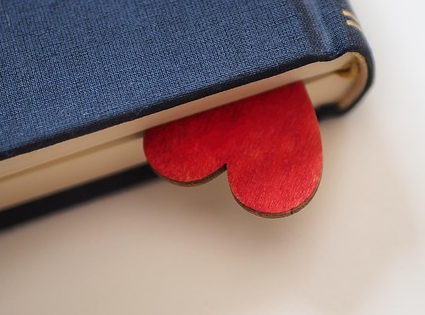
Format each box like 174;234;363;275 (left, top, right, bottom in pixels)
0;0;373;161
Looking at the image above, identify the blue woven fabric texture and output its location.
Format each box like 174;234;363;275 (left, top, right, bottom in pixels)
0;0;372;159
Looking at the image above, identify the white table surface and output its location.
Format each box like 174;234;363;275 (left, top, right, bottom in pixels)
1;1;425;314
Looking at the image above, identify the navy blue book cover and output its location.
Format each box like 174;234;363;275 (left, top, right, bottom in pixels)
0;0;373;161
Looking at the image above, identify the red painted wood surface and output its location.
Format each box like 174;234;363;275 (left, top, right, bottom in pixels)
143;82;322;217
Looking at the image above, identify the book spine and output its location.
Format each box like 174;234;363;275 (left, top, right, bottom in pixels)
284;0;373;113
310;0;374;116
338;0;374;113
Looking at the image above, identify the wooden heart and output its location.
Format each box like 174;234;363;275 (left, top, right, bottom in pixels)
143;82;322;217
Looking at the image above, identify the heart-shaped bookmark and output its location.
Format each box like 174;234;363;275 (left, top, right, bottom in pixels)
144;82;322;217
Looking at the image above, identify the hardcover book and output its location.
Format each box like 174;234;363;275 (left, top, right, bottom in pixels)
0;0;373;210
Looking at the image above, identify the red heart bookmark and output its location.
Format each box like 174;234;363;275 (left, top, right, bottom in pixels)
144;82;322;217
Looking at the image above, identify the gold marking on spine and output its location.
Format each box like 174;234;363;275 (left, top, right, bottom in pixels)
346;20;362;31
342;9;363;31
342;9;360;23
